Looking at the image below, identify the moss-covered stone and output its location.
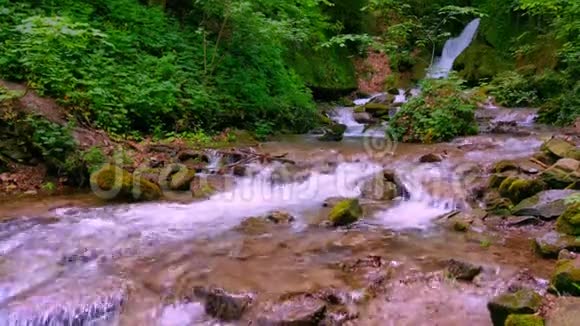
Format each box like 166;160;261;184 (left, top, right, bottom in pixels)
513;190;576;219
489;173;511;189
487;289;542;326
446;259;482;281
557;204;580;236
499;177;546;205
550;259;580;296
485;191;513;216
363;103;390;117
90;164;162;201
493;160;520;173
542;138;580;160
540;159;580;190
328;198;362;226
533;231;580;258
504;314;544;326
169;168;196;191
318;123;347;142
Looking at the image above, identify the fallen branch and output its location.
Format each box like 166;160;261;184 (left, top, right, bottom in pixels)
529;158;549;169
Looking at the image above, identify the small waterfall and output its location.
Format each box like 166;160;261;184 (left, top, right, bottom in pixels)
205;150;222;171
353;93;385;106
330;108;386;138
393;89;407;104
428;18;481;79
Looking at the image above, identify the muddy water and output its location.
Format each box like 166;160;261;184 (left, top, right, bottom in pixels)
0;110;559;325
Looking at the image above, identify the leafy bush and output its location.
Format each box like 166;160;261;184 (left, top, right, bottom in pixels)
25;116;77;169
488;71;538;107
538;82;580;126
390;76;478;143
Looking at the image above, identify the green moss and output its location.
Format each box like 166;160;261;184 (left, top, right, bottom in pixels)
550;259;580;296
487;289;542;326
556;204;580;236
489;174;510;189
455;41;513;84
169;168;196;191
328;198;362;226
498;177;545;204
90;164;162;201
505;314;544;326
493;161;520;173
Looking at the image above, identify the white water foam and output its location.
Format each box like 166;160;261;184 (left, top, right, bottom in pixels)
428;18;481;79
330;108;386;138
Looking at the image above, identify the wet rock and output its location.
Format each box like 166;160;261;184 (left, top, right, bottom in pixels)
559;249;577;261
178;150;210;167
498;177;546;205
533;151;558;167
191;174;236;198
360;176;398;201
550;259;580;296
233;165;247;177
353;112;375;124
556;203;580;236
194;287;253;321
504;314;544;326
256;295;326;325
267;211;295;224
323;197;347;208
328;199;362;226
418;153;443;163
485;191;513;216
446;259;482;281
169;168;196;191
270;164;311;185
540;159;580;189
318;124;347;142
545;296;580;325
363;103;390;118
505;215;542;227
513;190;577;219
542;138;580;160
238;217;271;235
90;164;162;201
487;289;542;326
533;231;580;258
492;160;520;173
59;248;100;265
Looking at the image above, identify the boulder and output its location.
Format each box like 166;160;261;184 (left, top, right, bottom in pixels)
484;191;513;216
266;211;295;224
178;150;210;169
256;295;326;325
498;177;546;205
328;199;362;226
545;297;580;326
191;174;235;198
540;159;580;189
237;217;271;235
542;138;580;160
363;103;390;117
360;178;398;201
318;124;347;142
504;314;544;326
492;160;520;173
353;112;376;124
446;259;482;281
194;287;253;321
90;164;162;201
270;164;311;185
556;203;580;236
533;231;580;258
513;190;577;219
169;168;196;191
487;289;542;326
419;153;443;163
550;259;580;296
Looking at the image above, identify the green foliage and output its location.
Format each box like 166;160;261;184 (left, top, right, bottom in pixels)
0;0;329;136
25;115;77;168
538;82;580;126
82;147;107;174
390;76;478;143
41;181;56;194
488;71;539;107
253;120;274;141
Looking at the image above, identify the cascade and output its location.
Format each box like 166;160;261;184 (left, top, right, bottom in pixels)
428;18;481;79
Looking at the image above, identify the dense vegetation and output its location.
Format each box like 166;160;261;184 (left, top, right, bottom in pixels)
0;0;364;137
390;76;478;143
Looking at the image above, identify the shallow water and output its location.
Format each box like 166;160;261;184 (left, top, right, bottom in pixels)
0;114;560;325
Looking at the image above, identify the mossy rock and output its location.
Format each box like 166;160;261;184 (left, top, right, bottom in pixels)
540;159;580;190
493;160;520;173
318;124;347;142
513;190;576;219
446;259;482;281
504;314;544;326
90;164;162;201
363;103;390;117
169;168;196;191
328;198;362;226
353;106;365;113
542;138;580;160
550;259;580;296
499;177;546;205
487;289;542;326
489;173;513;189
485;191;513;216
557;204;580;236
533;231;580;258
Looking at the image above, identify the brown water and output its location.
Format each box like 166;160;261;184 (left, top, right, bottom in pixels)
0;108;560;325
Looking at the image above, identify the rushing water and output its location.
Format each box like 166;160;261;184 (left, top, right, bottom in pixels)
428;18;481;79
330;107;387;138
0;102;558;325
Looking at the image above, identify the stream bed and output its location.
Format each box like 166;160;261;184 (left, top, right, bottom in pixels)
0;106;567;325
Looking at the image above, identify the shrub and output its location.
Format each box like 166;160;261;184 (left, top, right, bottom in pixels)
389;76;478;143
488;71;538;107
537;82;580;126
